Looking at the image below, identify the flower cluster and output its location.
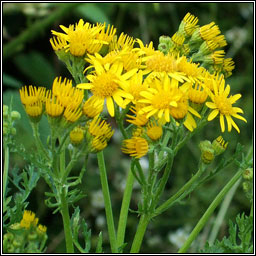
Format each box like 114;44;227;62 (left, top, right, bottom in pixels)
19;76;114;152
43;13;247;158
3;210;47;253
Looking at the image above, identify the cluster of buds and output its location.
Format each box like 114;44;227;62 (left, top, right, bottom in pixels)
3;210;47;253
158;13;234;78
199;136;228;164
3;104;21;138
242;168;253;202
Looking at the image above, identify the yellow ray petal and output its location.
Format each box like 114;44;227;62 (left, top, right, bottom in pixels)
76;83;93;89
164;109;170;122
206;102;217;109
208;109;219;121
106;97;115;116
232;113;247;123
220;114;225;132
230;117;240;133
226;115;232;132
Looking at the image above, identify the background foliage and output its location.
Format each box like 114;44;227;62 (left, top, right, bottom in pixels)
3;2;253;253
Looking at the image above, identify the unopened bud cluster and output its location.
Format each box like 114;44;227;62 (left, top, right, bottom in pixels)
199;136;228;164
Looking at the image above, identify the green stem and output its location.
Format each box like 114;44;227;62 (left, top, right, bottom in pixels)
116;169;135;251
3;144;9;202
154;163;206;217
178;167;245;253
60;188;74;253
97;151;118;253
31;123;50;161
130;214;151;253
3;3;82;59
208;178;241;245
151;154;174;209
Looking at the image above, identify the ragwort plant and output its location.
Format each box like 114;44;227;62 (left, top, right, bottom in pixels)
3;13;253;253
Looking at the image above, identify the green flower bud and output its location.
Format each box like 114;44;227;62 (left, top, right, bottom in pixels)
28;232;38;241
3;127;8;136
12;238;22;248
159;35;172;45
3;121;9;128
3;105;9;117
212;136;228;156
11;111;21;120
199;140;215;164
11;128;16;135
242;181;250;193
243;168;253;180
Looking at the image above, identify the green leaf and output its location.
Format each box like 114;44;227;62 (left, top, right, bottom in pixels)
201;213;253;253
96;232;103;253
3;73;23;88
76;3;110;24
13;51;55;86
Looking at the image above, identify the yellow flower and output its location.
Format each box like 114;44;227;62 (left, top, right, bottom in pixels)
51;19;103;56
20;210;38;229
146;121;163;140
77;61;137;117
88;116;114;141
206;77;247;133
122;70;148;105
45;95;64;117
199;22;221;41
95;23;116;43
134;38;156;57
139;75;183;122
91;136;108;152
25;101;43;119
178;12;199;37
122;137;148;158
70;126;84;145
205;50;225;65
37;224;47;234
83;97;103;118
177;57;205;84
52;77;84;111
109;32;135;51
50;36;67;51
120;48;144;72
126;106;148;126
63;106;82;123
19;86;46;105
142;51;189;83
85;52;121;72
188;82;208;104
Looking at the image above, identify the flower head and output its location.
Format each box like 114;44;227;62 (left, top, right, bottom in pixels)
77;60;137;117
88;116;114;141
146;121;163;140
20;210;38;229
122;137;148;158
178;12;199;37
206;76;247;133
70;126;85;145
139;75;183;122
51;19;104;56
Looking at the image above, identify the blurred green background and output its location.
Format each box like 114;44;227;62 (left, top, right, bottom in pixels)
3;2;253;253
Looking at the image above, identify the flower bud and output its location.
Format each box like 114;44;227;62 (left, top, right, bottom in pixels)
243;168;253;180
11;128;16;135
199;140;215;164
11;111;21;120
69;126;84;145
242;181;250;193
212;136;228;156
3;105;9;117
